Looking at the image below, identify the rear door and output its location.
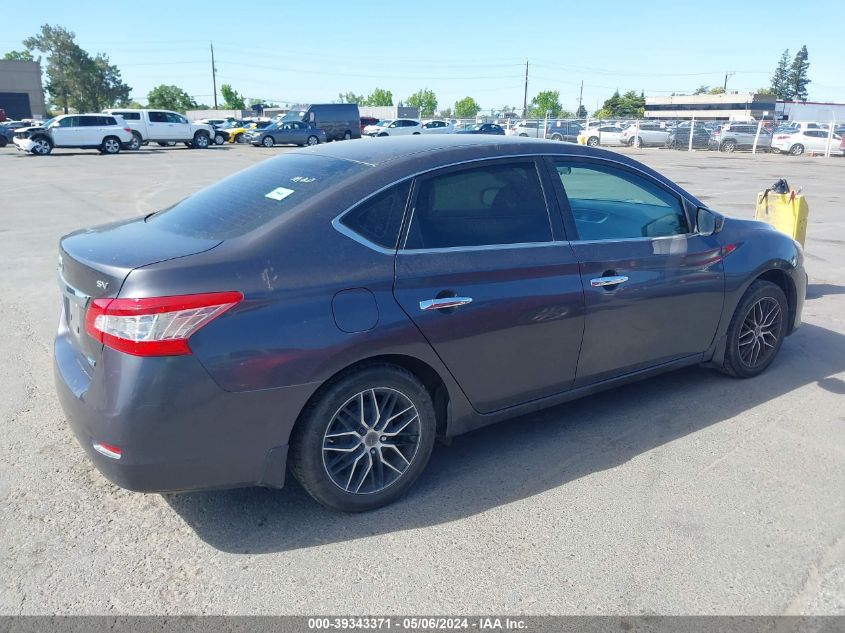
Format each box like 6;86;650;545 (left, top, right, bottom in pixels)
393;158;585;414
547;158;725;386
79;116;104;145
147;111;172;139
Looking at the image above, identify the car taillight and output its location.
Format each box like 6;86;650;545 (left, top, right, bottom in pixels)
776;135;790;139
123;127;132;133
85;291;242;356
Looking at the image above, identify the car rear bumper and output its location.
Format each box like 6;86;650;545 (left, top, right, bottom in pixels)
54;318;319;493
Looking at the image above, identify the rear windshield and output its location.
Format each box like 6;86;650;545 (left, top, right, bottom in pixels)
146;154;365;239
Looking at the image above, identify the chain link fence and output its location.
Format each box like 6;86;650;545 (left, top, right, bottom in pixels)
445;116;844;158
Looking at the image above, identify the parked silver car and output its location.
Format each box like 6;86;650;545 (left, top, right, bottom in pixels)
247;121;327;147
709;123;772;152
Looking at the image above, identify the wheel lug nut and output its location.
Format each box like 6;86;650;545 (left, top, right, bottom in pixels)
370;448;376;454
380;436;386;442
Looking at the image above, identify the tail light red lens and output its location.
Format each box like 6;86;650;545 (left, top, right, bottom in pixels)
123;127;132;133
85;291;242;356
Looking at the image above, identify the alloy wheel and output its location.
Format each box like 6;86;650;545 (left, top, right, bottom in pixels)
33;139;51;155
322;387;422;495
738;297;782;368
307;135;319;145
104;139;120;154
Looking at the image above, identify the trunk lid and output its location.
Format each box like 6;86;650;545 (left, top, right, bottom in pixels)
58;217;222;359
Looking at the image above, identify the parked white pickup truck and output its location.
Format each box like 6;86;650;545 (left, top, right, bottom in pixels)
102;109;214;150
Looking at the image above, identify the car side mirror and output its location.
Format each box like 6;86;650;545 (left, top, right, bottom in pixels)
696;207;724;236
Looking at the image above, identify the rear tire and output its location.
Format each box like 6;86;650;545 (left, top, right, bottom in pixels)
586;136;599;147
719;280;788;379
127;133;142;151
790;143;804;156
343;130;352;140
213;133;225;145
721;140;737;152
289;364;436;512
233;132;244;144
101;136;121;154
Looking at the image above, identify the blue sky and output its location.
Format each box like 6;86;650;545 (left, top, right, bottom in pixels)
4;0;844;112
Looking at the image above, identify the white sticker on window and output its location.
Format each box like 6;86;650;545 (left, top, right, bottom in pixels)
265;187;294;201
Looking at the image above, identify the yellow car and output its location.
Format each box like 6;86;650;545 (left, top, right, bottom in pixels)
216;120;249;144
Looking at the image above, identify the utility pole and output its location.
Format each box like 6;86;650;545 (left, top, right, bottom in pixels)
523;60;529;117
578;80;584;116
210;42;218;109
723;71;734;93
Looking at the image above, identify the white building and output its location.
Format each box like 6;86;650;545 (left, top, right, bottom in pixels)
776;101;845;123
645;93;776;121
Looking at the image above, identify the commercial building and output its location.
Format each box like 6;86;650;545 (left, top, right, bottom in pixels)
776;100;845;123
0;60;46;120
644;93;776;121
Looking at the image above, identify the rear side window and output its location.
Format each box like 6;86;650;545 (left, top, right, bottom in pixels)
147;154;365;239
114;111;140;120
340;181;411;249
404;161;552;250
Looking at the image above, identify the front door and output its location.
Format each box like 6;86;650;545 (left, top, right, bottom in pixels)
393;158;585;414
548;158;725;385
165;112;191;140
50;116;81;147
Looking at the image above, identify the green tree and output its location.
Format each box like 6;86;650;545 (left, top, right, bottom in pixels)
576;104;588;118
708;86;725;95
147;84;197;111
337;91;364;104
23;24;130;113
594;90;644;119
3;49;34;61
527;90;562;118
770;49;791;99
364;88;393;106
439;107;452;118
71;53;131;111
756;87;775;96
220;84;245;109
693;85;710;95
406;88;437;117
788;45;810;101
454;96;481;118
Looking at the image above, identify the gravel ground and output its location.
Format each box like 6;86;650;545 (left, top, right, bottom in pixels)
0;142;843;615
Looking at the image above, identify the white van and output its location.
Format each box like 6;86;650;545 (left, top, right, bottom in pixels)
102;109;214;150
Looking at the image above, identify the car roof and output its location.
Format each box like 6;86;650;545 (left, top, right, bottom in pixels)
290;136;702;204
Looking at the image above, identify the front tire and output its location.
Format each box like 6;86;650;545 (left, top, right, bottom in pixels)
289;364;436;512
31;136;52;155
721;140;737;153
586;136;599;147
213;133;225;145
233;132;244;144
191;132;210;149
719;280;788;378
306;135;319;145
262;135;275;147
790;143;804;156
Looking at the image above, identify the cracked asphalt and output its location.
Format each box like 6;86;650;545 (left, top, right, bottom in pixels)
0;142;843;615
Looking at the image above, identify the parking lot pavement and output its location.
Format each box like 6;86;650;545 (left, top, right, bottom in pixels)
1;143;843;615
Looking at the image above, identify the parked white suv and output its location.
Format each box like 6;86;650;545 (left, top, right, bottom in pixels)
12;114;133;155
103;109;214;150
368;119;422;136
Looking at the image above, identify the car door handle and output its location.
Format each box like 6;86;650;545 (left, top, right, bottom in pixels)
419;297;473;311
590;276;628;287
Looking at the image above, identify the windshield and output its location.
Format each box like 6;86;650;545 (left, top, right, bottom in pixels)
40;118;55;128
146;154;366;239
281;110;308;122
376;120;392;127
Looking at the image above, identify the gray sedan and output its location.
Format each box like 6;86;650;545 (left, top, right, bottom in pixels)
248;121;326;147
